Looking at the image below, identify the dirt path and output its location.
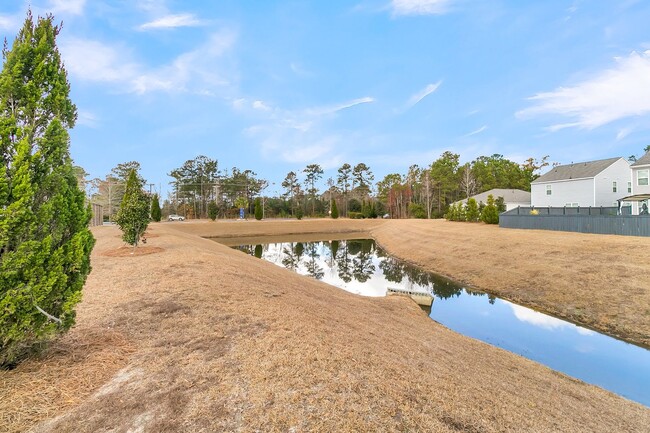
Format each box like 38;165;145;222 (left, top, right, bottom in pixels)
1;219;648;432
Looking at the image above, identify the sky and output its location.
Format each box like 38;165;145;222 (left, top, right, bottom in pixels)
2;0;650;197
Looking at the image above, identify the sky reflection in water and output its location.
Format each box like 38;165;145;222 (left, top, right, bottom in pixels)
234;239;650;407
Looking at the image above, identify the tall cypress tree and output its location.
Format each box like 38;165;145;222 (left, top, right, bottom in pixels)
150;193;161;222
0;12;94;367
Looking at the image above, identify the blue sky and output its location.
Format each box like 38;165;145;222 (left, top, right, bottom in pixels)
2;0;650;197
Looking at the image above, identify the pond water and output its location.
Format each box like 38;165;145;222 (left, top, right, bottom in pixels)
232;239;650;407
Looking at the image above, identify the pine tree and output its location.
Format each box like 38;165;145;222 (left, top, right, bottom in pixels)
115;170;150;251
0;12;94;367
331;199;339;219
150;193;161;222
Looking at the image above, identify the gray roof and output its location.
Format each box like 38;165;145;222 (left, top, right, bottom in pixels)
631;151;650;167
532;157;622;183
455;188;531;205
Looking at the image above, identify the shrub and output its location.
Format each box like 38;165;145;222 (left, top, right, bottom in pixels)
465;198;480;222
481;194;499;224
409;202;427;219
331;199;339;219
115;170;151;249
150;194;161;222
208;200;218;221
295;208;304;220
254;197;263;220
348;212;363;219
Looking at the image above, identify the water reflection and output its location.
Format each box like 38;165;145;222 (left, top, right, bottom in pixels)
233;239;650;407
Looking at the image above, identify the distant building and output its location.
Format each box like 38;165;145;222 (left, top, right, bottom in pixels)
531;157;631;208
627;151;650;214
454;188;531;212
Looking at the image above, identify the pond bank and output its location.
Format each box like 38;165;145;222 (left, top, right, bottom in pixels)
174;218;650;348
2;220;647;432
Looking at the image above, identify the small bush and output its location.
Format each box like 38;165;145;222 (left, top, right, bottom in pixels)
295;208;304;220
409;202;427;219
348;212;363;219
481;194;499;224
208;200;218;221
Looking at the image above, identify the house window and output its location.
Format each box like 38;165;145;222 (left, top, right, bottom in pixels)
638;169;649;186
565;203;578;207
628;181;632;193
546;185;552;195
613;181;617;193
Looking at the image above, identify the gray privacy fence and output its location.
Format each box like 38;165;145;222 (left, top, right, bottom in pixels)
499;206;650;237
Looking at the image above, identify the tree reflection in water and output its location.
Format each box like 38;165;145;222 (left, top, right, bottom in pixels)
237;239;463;298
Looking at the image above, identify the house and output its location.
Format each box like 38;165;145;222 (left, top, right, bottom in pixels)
454;188;531;211
531;157;631;208
626;151;650;214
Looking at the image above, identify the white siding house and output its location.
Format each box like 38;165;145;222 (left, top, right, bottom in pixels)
453;188;531;211
531;157;631;208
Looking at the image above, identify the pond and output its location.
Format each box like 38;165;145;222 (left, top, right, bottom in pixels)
230;239;650;407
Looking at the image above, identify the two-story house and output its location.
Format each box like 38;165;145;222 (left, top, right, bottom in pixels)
531;157;631;208
628;151;650;214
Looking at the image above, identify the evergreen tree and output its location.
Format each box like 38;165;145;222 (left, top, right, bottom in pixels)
254;197;263;220
208;200;218;221
481;194;499;224
0;12;94;367
115;170;150;250
465;198;480;222
150;193;161;222
331;199;339;219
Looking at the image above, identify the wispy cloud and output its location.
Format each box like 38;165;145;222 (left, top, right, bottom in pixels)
60;30;237;95
138;13;204;30
391;0;454;16
616;127;632;141
242;96;375;165
517;50;650;130
306;97;375;116
463;125;487;137
0;13;19;31
405;81;442;109
48;0;86;15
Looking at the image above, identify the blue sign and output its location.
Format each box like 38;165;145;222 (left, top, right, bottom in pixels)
239;208;245;219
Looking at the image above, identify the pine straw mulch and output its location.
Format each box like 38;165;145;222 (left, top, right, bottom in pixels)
2;222;649;432
0;328;134;433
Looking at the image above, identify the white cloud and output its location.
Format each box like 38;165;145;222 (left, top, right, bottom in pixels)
391;0;453;16
138;13;204;30
509;303;571;331
463;125;487;137
517;51;650;130
0;14;19;31
405;81;442;109
48;0;86;15
60;38;139;83
252;100;272;111
60;30;237;95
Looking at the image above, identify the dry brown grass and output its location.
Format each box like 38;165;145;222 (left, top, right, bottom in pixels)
2;219;648;432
